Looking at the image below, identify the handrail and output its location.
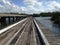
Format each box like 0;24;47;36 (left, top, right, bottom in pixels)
0;18;27;34
34;19;50;45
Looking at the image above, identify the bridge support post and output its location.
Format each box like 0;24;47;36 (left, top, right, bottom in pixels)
14;17;16;22
16;17;19;21
12;17;14;22
8;17;10;23
11;17;17;22
1;17;6;22
0;17;1;22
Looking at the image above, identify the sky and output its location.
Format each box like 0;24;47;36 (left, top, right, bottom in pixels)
0;0;60;14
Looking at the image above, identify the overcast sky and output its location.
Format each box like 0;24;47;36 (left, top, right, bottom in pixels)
0;0;60;14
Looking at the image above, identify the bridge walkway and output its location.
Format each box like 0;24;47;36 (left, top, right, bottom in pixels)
0;17;60;45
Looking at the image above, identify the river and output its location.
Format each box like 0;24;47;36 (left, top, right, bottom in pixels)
35;17;60;35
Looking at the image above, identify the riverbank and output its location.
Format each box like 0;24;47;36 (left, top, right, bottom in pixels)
51;15;60;25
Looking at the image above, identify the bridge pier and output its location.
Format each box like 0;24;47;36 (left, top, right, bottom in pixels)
0;17;21;22
0;17;1;22
7;17;16;23
15;17;20;21
0;17;6;22
14;17;16;22
0;16;25;22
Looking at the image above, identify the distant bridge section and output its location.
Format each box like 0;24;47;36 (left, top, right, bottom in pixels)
0;13;27;17
0;13;27;22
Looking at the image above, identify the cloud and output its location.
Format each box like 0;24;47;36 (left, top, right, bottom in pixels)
45;1;60;12
23;0;37;6
0;0;22;13
23;0;43;14
0;0;60;14
23;0;60;13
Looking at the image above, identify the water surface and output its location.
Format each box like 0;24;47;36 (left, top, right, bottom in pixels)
35;17;60;35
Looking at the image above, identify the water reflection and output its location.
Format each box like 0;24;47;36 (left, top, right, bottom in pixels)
35;17;60;35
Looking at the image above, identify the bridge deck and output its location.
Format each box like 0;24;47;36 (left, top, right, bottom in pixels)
0;17;60;45
0;17;41;45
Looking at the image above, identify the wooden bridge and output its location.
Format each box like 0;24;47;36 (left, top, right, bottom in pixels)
0;13;27;22
0;16;60;45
